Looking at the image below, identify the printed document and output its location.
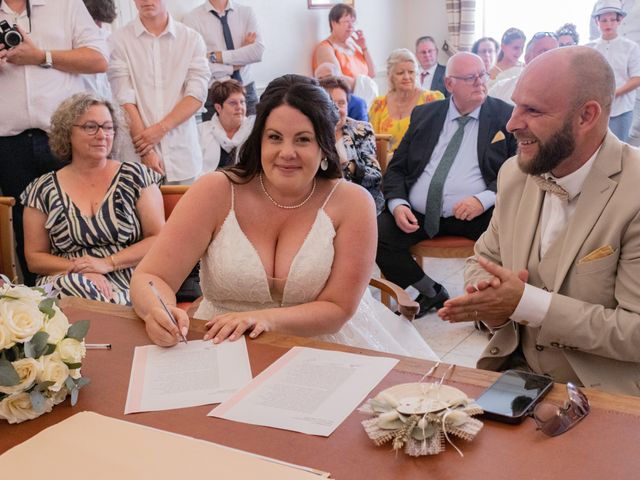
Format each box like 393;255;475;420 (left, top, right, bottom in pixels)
209;346;398;436
125;338;252;413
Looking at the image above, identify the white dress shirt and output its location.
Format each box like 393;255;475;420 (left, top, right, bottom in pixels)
182;0;264;87
587;36;640;117
108;15;210;182
419;64;437;90
510;149;600;328
0;0;107;136
82;25;112;100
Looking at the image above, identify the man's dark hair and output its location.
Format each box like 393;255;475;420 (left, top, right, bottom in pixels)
415;35;437;49
82;0;117;24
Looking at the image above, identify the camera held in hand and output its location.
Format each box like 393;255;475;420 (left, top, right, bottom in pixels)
0;20;23;49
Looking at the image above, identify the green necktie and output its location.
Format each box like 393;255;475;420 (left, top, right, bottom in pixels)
423;115;472;237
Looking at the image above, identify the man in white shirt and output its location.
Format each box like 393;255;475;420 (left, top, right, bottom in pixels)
183;0;264;118
414;36;448;97
439;47;640;396
587;0;640;142
590;0;640;145
82;0;117;100
108;0;210;183
0;0;108;284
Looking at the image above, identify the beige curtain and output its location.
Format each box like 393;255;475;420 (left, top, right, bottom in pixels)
444;0;476;56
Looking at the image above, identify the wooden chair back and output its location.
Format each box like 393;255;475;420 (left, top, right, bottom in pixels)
410;236;476;260
380;237;476;310
375;134;392;173
160;185;189;220
159;186;194;311
0;197;18;281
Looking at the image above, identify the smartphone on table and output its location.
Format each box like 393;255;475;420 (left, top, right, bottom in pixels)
476;370;554;424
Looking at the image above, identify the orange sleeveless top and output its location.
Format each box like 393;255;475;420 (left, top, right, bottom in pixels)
313;39;369;79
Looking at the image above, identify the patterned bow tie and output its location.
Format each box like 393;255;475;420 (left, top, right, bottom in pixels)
532;175;569;201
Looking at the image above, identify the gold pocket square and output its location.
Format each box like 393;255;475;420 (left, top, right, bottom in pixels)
491;131;506;144
578;245;615;264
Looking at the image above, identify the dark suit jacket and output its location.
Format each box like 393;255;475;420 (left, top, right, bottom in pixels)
383;96;517;201
431;64;449;98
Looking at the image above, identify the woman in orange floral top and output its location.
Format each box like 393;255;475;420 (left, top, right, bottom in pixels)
369;48;444;152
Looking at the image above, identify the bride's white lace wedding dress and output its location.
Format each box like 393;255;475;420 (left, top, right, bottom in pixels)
194;181;439;361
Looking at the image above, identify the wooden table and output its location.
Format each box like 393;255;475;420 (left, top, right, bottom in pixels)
2;298;640;479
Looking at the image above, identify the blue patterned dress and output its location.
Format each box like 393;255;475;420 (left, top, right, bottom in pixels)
20;162;162;305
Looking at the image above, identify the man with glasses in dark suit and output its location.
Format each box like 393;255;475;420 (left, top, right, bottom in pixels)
377;52;516;318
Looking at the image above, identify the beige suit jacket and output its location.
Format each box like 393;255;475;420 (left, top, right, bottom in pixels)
467;132;640;396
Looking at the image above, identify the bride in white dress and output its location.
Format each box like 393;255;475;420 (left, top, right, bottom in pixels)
131;75;438;361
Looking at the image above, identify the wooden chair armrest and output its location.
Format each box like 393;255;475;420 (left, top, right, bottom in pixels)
160;185;189;195
369;277;419;320
0;197;16;207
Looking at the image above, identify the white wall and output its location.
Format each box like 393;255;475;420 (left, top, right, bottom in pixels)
403;0;451;64
113;0;445;92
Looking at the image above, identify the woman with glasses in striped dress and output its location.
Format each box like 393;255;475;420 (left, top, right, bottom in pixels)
21;93;164;304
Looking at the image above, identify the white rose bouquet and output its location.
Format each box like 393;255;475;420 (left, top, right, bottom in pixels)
0;280;90;424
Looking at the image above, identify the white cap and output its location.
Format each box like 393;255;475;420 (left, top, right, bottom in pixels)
593;0;627;18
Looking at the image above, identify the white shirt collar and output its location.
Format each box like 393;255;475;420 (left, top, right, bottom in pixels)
448;97;481;122
133;14;176;38
208;0;235;16
421;64;438;76
546;146;601;201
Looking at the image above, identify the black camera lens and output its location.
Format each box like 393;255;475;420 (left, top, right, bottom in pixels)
4;30;22;48
0;20;23;49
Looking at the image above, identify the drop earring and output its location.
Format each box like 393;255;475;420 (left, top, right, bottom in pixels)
320;157;328;171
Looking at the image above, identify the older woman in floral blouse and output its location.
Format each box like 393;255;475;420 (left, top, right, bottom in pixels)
319;76;384;214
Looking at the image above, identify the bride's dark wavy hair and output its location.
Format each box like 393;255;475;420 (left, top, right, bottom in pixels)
225;74;342;182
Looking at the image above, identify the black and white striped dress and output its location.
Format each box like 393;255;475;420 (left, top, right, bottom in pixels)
21;162;162;305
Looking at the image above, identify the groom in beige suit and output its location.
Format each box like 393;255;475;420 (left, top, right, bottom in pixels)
439;46;640;396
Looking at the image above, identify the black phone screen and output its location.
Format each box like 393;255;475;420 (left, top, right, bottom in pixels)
476;370;554;420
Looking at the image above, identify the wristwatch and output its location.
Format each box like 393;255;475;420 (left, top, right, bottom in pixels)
208;51;218;64
40;50;52;69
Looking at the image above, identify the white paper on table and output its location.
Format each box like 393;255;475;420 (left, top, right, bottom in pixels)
125;338;252;414
208;346;398;436
0;412;331;478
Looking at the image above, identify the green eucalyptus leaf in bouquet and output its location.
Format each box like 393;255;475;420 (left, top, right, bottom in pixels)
24;331;50;359
38;297;56;319
66;320;90;341
0;359;20;387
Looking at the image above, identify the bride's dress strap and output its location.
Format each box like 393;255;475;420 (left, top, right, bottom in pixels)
321;179;343;209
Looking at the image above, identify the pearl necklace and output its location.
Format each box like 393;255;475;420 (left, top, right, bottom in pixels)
259;172;316;209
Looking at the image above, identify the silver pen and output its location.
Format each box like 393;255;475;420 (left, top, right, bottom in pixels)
148;281;188;344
